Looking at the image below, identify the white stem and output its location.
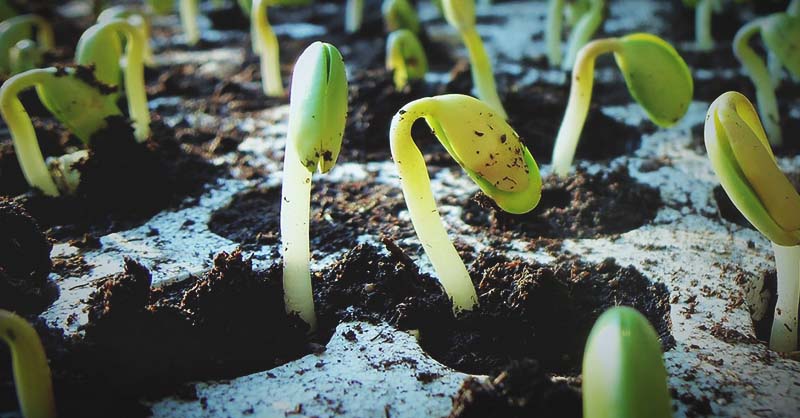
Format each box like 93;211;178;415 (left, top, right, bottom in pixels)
345;0;364;33
695;0;714;51
280;141;317;331
179;0;199;45
545;0;564;66
253;0;284;97
770;243;800;352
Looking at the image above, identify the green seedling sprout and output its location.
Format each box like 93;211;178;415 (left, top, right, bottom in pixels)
281;42;348;331
705;91;800;352
683;0;720;51
0;14;54;76
0;67;122;196
179;0;200;45
390;94;542;311
98;5;155;67
551;33;693;177
1;309;57;418
386;29;428;91
733;12;800;146
382;0;420;33
346;0;364;33
561;0;604;71
583;306;672;418
441;0;507;119
76;18;150;141
9;39;42;75
546;0;565;67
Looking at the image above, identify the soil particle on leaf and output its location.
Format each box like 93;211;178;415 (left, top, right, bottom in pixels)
448;359;582;418
463;165;662;239
0;197;55;314
420;251;674;376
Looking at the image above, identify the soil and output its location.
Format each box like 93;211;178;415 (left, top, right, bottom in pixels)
462;165;662;239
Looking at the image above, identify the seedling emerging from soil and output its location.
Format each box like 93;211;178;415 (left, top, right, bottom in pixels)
0;309;57;418
0;67;121;196
705;91;800;352
76;17;150;141
561;0;605;70
684;0;719;51
281;42;348;331
386;29;428;90
733;12;800;146
551;33;692;177
0;14;54;76
346;0;364;33
583;306;672;418
390;94;542;311
179;0;200;45
382;0;420;33
441;0;507;119
97;5;155;66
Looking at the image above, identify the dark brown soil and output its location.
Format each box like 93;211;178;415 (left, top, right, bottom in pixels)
0;197;56;314
463;165;662;239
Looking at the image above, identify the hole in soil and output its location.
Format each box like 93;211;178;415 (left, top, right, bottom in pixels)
463;165;662;239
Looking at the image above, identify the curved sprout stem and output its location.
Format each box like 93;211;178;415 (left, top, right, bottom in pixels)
253;0;285;97
546;0;564;66
734;19;782;146
0;68;59;196
346;0;364;33
179;0;199;45
562;0;604;70
461;27;507;119
770;243;800;352
695;0;714;51
389;99;479;312
280;140;317;331
551;38;620;177
0;310;56;418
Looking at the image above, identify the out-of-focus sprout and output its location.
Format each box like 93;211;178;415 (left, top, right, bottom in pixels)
683;0;720;51
76;18;150;141
179;0;199;45
583;306;672;418
386;29;428;90
441;0;507;119
8;40;41;75
551;33;692;177
705;91;800;352
390;94;542;311
0;0;19;21
97;5;155;66
0;309;56;418
546;0;566;66
147;0;175;15
281;42;348;331
346;0;364;33
382;0;420;33
562;0;604;70
733;12;800;146
0;15;54;76
0;67;121;196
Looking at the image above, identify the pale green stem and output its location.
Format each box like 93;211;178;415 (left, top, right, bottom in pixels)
734;19;782;146
346;0;364;33
390;50;409;90
0;310;57;418
280;140;317;331
460;27;507;119
789;0;799;15
33;16;54;50
551;38;619;177
562;1;603;70
389;100;479;312
105;20;150;141
9;40;40;74
695;0;714;51
0;68;60;196
767;51;784;88
770;243;800;352
179;0;199;45
546;0;564;66
253;0;285;97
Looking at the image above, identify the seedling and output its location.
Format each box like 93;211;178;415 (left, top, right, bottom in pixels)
0;14;54;76
705;91;800;352
386;29;428;90
179;0;200;45
551;33;692;177
562;0;605;70
441;0;507;119
382;0;420;33
346;0;364;33
146;0;175;15
0;67;122;196
9;39;41;75
733;12;800;146
0;309;57;418
281;42;348;331
97;5;155;66
583;306;672;418
684;0;720;51
76;17;150;141
390;94;542;311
